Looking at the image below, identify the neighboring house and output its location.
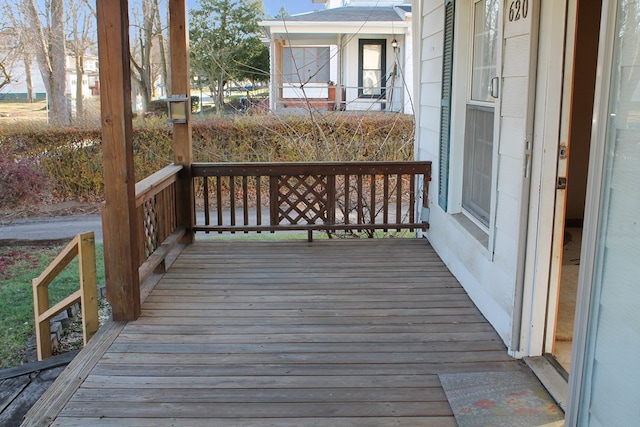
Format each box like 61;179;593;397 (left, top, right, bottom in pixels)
65;54;101;101
413;0;639;424
0;30;99;102
0;31;46;100
260;0;414;114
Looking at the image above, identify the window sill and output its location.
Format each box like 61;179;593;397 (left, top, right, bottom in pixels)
451;213;489;249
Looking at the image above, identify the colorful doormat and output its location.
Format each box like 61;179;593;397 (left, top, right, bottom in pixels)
438;371;564;427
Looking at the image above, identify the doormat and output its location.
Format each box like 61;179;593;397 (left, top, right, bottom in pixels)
438;371;564;427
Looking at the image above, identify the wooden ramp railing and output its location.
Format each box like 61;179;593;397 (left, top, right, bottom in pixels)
32;232;98;361
192;161;431;239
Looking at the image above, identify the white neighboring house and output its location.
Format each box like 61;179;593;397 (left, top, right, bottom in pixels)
413;0;640;424
260;0;413;114
0;32;99;107
0;31;46;100
65;54;101;103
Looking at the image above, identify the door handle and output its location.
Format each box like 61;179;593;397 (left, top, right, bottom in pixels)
490;77;499;98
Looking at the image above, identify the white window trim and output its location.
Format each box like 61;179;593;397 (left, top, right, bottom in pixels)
282;45;332;85
449;0;503;253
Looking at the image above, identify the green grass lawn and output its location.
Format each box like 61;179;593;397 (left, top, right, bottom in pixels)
0;99;48;114
0;243;105;369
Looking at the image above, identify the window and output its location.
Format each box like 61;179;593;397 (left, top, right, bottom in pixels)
359;39;386;98
282;47;330;84
463;105;494;225
462;0;499;228
470;0;499;102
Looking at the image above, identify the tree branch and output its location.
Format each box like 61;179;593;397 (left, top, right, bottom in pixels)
0;61;11;91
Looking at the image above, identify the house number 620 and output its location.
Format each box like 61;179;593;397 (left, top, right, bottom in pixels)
508;0;529;22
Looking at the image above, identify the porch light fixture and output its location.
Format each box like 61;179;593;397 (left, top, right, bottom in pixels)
167;94;189;124
391;39;399;51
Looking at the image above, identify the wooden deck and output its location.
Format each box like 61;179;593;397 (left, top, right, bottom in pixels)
24;238;524;426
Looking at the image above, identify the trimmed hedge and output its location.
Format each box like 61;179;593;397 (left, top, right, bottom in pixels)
0;113;414;203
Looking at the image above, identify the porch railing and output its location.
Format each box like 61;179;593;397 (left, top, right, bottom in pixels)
133;161;430;264
275;84;404;112
135;164;185;283
192;161;430;239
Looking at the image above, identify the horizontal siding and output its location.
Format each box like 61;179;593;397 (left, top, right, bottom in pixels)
498;117;526;160
422;5;444;39
497;155;524;199
501;76;529;118
421;56;444;84
494;191;521;277
421;31;443;61
420;82;442;108
492;229;519;281
419;106;442;135
502;35;532;77
414;0;540;350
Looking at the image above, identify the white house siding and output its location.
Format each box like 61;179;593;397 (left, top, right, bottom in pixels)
415;0;442;164
415;0;540;351
1;60;47;99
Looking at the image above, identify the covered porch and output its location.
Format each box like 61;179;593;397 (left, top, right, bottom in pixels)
19;1;558;425
22;238;523;426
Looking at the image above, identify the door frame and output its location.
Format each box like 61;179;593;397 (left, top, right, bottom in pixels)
517;0;567;358
543;0;577;354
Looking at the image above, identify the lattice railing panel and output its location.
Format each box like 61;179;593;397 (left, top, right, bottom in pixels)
276;175;332;225
142;196;159;256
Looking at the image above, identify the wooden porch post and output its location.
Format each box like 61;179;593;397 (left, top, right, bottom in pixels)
97;0;141;320
170;0;195;243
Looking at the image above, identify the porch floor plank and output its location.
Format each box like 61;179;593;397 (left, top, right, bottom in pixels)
28;239;523;426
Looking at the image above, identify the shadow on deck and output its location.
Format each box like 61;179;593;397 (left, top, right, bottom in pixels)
23;238;526;426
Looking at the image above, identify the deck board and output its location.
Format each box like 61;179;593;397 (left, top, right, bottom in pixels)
26;239;523;426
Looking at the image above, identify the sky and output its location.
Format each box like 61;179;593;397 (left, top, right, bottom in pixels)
183;1;324;18
262;0;324;18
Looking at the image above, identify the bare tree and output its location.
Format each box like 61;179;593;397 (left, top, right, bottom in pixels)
67;0;95;123
154;0;169;97
22;0;70;125
0;61;10;91
1;1;26;98
130;0;163;112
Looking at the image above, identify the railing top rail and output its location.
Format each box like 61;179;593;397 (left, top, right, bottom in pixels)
135;164;183;206
192;161;431;177
33;233;82;290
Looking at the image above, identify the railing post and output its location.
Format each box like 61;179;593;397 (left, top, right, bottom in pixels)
32;278;51;361
79;232;99;344
270;176;279;230
170;0;195;244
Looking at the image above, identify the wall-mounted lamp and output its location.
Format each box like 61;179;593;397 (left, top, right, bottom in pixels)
391;39;399;51
167;94;189;124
